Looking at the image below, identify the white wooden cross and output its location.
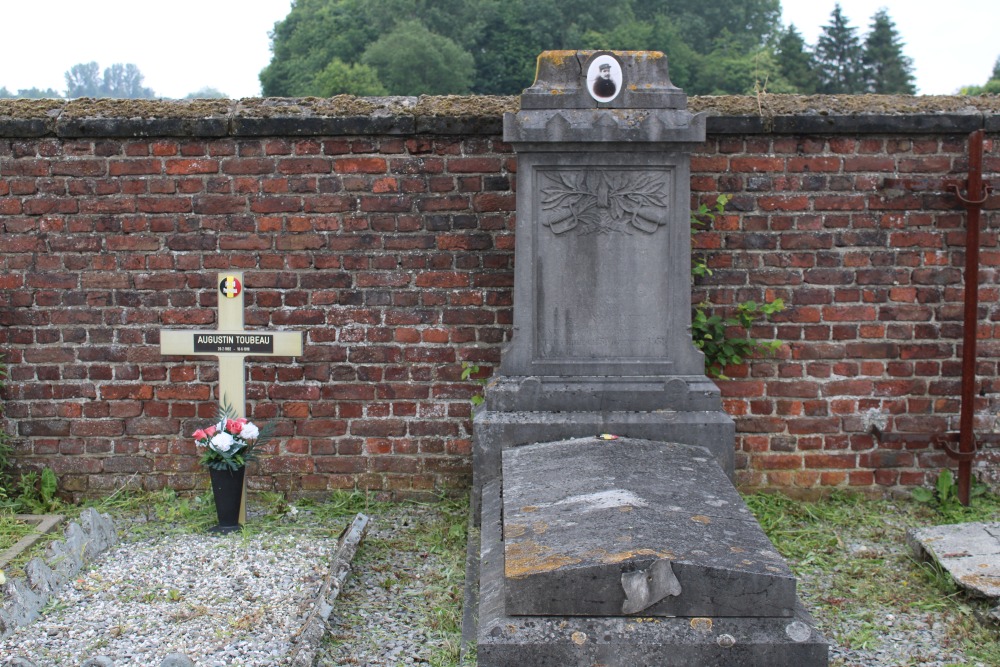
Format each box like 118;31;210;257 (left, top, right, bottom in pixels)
160;272;303;525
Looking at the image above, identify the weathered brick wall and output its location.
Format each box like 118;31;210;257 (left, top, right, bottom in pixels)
1;96;999;499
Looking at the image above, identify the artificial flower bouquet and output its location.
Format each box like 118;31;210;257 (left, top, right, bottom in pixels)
193;403;273;471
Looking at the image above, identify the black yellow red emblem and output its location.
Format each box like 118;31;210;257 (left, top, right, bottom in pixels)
219;275;242;299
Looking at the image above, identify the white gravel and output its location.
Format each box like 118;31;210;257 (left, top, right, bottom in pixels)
1;532;333;666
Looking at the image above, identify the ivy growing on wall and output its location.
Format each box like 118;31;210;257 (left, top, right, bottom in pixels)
691;195;784;378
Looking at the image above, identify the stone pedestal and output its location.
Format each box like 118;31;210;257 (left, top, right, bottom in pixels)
473;51;734;499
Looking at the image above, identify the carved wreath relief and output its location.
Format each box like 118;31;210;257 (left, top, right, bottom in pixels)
539;169;670;235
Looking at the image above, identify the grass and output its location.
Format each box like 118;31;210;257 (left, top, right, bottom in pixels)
745;490;1000;666
0;513;37;554
3;484;999;666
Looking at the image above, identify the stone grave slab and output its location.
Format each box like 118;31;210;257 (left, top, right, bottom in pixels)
477;478;828;667
502;438;796;618
909;522;1000;598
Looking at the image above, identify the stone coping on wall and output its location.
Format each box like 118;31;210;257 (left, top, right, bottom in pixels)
2;94;1000;138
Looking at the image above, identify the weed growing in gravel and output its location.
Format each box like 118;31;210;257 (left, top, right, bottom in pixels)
745;490;1000;666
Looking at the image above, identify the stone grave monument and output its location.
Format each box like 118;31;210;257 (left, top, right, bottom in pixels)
464;51;828;665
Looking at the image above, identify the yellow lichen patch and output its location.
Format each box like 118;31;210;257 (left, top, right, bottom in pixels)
601;549;673;565
690;515;712;524
505;523;527;539
619;506;633;512
730;547;746;553
690;618;714;632
571;631;588;645
505;539;581;579
520;506;538;513
532;521;548;535
959;573;1000;588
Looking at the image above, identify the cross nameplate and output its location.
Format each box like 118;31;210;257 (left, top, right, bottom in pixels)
159;272;303;524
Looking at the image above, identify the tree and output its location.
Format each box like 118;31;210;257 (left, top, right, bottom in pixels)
260;0;790;96
313;59;387;96
776;25;819;94
64;62;155;98
361;20;475;94
862;9;915;94
814;4;866;94
65;62;102;98
184;87;229;99
631;0;781;53
101;63;155;99
0;87;62;98
960;56;1000;95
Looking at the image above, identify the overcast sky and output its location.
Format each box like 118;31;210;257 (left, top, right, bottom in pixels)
0;0;997;98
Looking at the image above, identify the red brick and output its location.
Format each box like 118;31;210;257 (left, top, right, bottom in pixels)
335;157;387;174
730;157;784;172
109;159;161;176
165;159;219;175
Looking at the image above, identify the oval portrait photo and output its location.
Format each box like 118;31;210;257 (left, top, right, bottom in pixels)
587;55;623;103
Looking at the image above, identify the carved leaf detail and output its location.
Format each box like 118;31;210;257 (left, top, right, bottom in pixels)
539;169;669;235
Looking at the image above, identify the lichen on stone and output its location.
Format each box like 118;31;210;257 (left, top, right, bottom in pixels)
0;98;66;119
59;97;233;120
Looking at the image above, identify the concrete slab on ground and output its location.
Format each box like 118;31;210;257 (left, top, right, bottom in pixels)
908;522;1000;598
476;478;829;666
501;437;796;618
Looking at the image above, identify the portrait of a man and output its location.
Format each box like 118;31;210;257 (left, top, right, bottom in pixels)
586;55;623;103
593;63;616;98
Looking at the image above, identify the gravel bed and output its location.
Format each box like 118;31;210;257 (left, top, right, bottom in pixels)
2;496;994;667
0;531;334;666
313;503;467;666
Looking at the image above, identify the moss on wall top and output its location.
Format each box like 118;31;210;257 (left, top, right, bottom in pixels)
1;94;999;137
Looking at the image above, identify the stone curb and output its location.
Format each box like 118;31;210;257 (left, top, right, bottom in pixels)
0;508;116;640
286;513;370;667
0;515;64;570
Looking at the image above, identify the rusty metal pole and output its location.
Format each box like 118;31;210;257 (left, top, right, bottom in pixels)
952;130;988;505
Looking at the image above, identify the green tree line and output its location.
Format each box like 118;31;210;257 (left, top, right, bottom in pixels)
260;0;922;97
0;62;227;100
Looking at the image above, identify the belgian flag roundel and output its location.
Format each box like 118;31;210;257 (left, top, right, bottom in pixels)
219;275;242;299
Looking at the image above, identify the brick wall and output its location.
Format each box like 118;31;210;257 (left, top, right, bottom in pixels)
1;96;998;499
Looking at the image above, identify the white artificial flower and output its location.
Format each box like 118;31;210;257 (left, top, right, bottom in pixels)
240;422;260;440
210;432;235;453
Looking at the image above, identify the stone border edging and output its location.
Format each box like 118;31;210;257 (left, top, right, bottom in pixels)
0;515;64;570
0;508;117;640
287;512;370;667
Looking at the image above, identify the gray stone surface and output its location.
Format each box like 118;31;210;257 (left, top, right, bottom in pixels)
501;438;795;618
474;50;736;488
473;408;735;506
80;658;115;667
465;50;826;665
519;51;687;110
499;148;704;379
1;509;117;641
908;522;1000;598
483;375;723;413
476;479;828;666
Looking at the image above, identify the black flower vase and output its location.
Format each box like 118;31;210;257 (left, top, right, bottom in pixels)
209;466;245;534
